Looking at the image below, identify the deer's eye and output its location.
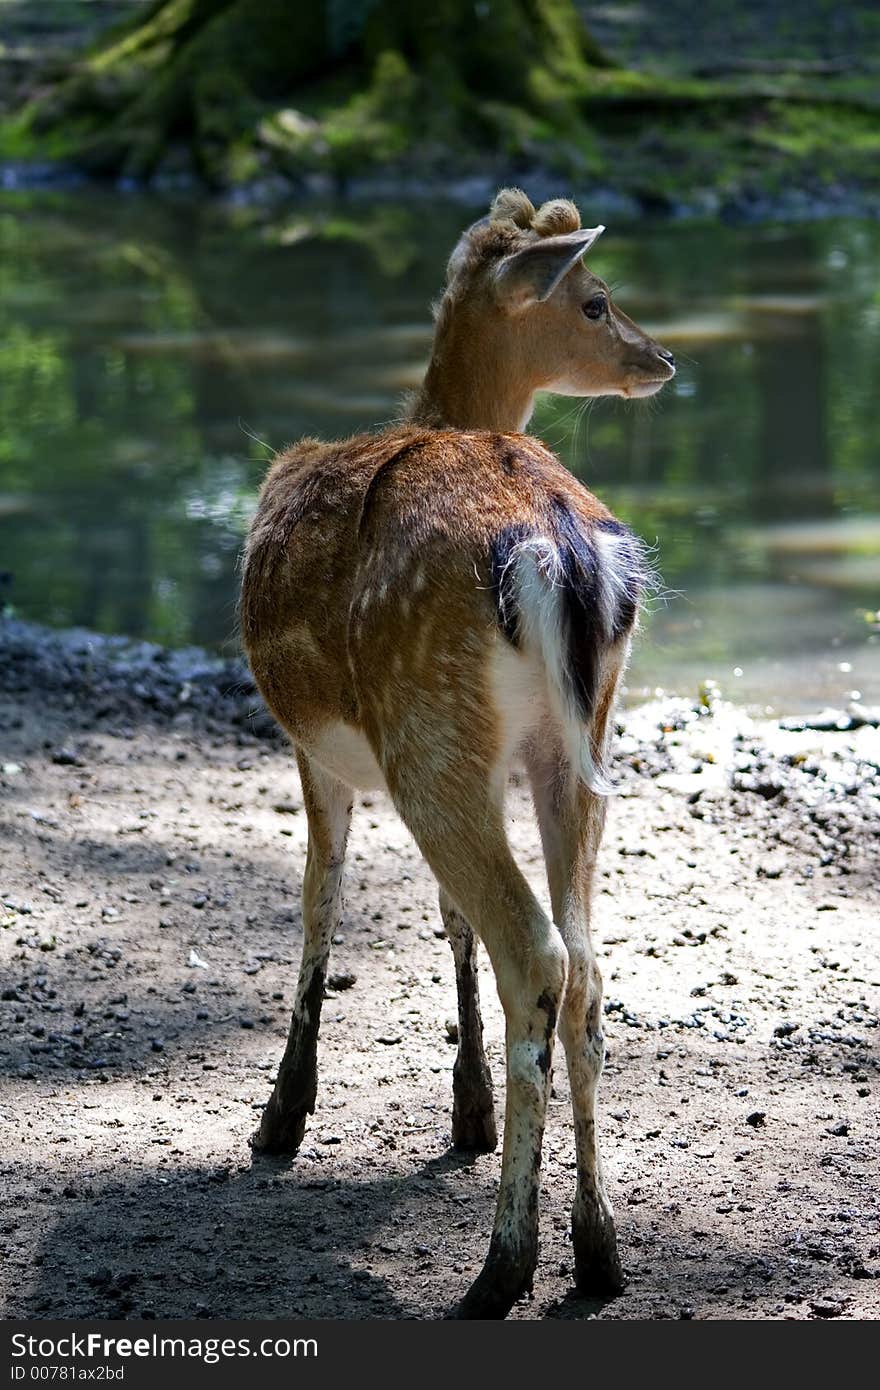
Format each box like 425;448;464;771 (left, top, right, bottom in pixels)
583;294;607;321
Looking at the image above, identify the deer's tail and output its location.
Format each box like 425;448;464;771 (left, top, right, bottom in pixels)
490;505;649;794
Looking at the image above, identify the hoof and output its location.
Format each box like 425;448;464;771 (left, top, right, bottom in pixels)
450;1245;535;1319
574;1251;625;1298
452;1097;498;1153
573;1218;624;1297
249;1100;308;1157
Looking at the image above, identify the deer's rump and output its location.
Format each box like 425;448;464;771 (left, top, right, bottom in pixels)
241;428;647;785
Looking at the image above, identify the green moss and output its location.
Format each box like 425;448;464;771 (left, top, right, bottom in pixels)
3;0;879;205
0;102;91;163
752;101;880;157
320;50;418;175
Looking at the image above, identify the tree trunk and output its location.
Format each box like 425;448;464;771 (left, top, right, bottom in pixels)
32;0;612;185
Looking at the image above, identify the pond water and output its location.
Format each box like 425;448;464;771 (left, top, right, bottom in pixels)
1;188;878;711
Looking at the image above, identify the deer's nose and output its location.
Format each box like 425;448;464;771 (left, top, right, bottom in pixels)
656;347;675;368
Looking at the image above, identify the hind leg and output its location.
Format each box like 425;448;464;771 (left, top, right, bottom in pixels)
436;840;566;1317
377;732;567;1317
526;729;623;1296
251;750;352;1156
440;890;497;1152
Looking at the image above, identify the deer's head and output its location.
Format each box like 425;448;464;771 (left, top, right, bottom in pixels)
423;188;674;429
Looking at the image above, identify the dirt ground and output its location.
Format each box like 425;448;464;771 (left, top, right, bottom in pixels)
1;632;878;1320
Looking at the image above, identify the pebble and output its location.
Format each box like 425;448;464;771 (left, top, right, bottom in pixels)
810;1300;844;1318
52;748;80;766
327;971;357;992
756;858;784;879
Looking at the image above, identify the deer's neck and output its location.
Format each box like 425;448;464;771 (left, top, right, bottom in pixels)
407;313;535;433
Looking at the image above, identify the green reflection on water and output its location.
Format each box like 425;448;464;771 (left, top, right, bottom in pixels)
1;190;878;708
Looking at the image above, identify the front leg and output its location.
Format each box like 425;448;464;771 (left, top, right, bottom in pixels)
251;752;352;1156
439;891;497;1152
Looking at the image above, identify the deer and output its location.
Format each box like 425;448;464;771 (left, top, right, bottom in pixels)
240;187;675;1318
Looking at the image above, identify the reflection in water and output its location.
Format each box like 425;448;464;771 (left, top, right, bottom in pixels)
0;191;878;709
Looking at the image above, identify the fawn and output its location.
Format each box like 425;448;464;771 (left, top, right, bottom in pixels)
241;188;674;1317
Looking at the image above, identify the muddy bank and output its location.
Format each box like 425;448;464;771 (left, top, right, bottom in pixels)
0;617;277;743
1;616;878;1319
2;616;877;865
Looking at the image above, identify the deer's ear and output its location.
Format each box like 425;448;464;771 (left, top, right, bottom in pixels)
494;226;604;311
